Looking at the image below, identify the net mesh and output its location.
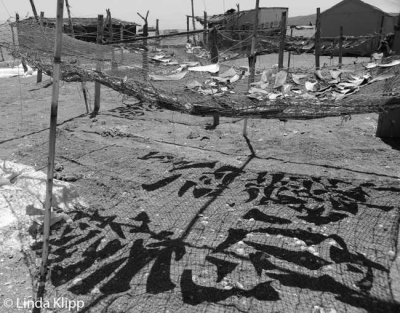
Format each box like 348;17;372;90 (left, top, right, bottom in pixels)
1;18;400;120
1;17;400;313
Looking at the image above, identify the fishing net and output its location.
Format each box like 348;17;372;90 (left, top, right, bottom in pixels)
1;18;399;120
1;16;400;313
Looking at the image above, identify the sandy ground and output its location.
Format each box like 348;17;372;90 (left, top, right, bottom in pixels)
0;56;400;313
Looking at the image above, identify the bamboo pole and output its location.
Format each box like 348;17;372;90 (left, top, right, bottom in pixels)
244;0;260;137
93;14;104;116
315;8;321;69
278;11;287;70
338;26;343;69
35;1;64;311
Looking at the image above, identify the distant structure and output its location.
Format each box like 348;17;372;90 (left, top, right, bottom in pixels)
13;17;139;42
196;7;288;31
320;0;398;37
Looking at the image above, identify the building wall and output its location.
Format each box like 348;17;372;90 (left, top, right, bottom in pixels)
232;8;288;30
321;0;397;37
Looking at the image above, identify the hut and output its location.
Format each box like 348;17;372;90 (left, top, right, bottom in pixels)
197;7;288;31
320;0;398;37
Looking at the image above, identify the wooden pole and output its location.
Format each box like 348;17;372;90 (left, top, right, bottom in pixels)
278;11;287;70
248;0;260;86
137;11;149;80
65;0;74;35
315;8;321;69
186;16;190;42
36;1;64;309
209;27;219;128
191;0;197;44
245;0;260;137
93;14;104;116
203;11;208;47
107;9;117;70
156;19;160;45
287;27;293;69
0;47;4;62
37;11;45;83
15;14;28;72
393;14;400;54
29;0;39;21
338;26;343;69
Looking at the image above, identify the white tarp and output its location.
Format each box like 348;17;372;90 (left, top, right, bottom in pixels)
0;160;86;239
188;63;220;74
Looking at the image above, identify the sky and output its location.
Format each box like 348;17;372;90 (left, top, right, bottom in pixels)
0;0;399;28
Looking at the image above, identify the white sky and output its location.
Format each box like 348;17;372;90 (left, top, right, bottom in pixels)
0;0;399;28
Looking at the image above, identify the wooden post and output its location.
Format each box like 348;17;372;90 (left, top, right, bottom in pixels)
278;11;287;70
65;0;74;35
93;14;104;116
29;0;39;21
120;24;124;40
379;14;385;39
156;19;160;45
393;14;400;54
287;27;294;69
338;26;343;69
37;11;45;83
203;11;208;47
36;1;64;310
15;14;28;72
315;8;321;69
248;0;260;86
209;27;219;128
191;0;197;45
0;47;4;62
138;11;149;80
209;27;218;64
245;0;260;137
107;9;117;70
186;16;190;42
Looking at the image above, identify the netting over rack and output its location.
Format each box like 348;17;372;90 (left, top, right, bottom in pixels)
1;18;400;120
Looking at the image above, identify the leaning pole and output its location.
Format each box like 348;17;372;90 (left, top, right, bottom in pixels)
35;0;64;310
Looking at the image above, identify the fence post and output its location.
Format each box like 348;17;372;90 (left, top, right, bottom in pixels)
338;26;343;68
209;27;219;128
315;8;321;69
278;11;287;70
37;11;45;83
137;11;149;80
93;14;103;116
